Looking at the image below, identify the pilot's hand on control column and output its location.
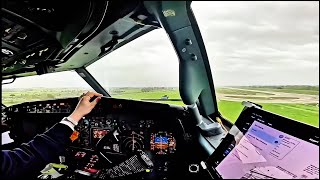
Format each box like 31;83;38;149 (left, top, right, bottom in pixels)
69;91;103;122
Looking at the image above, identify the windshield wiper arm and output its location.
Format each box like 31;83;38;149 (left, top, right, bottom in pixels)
75;67;110;97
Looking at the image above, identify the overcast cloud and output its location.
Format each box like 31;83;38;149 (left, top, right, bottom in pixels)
4;1;319;88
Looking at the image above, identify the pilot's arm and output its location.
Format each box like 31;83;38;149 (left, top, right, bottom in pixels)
1;91;102;179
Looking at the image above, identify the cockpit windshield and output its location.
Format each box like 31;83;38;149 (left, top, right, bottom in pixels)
87;29;183;106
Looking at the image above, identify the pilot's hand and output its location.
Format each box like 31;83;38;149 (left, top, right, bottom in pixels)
69;91;103;122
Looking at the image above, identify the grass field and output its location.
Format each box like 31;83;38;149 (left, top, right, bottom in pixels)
111;88;181;100
2;86;319;127
2;88;87;106
239;85;319;95
217;88;274;96
224;95;299;100
218;100;319;127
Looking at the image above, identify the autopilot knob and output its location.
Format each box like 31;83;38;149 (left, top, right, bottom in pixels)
83;119;89;126
118;123;131;133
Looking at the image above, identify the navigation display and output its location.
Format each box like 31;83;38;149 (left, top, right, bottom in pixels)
216;121;319;179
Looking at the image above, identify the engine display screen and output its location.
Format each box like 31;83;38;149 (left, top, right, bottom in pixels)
150;132;176;155
91;128;109;144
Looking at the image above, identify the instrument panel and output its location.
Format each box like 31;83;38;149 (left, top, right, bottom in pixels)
73;114;177;156
5;97;195;179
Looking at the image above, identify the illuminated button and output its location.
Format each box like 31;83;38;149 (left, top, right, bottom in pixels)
146;169;151;173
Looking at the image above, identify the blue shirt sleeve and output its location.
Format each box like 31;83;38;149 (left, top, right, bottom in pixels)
1;123;73;179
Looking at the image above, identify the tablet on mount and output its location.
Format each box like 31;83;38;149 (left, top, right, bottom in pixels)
204;101;319;179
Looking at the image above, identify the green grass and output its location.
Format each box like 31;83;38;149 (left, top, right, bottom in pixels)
112;89;181;99
239;86;319;95
224;95;299;100
2;88;91;106
218;100;319;127
110;88;184;106
99;87;183;105
217;100;245;122
1;88;184;106
2;87;319;127
261;103;318;127
216;88;274;96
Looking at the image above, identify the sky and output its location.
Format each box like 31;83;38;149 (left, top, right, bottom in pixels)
3;1;319;88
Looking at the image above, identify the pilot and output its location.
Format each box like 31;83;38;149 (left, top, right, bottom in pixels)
1;91;103;179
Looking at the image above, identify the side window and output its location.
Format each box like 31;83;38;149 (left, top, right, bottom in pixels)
2;71;92;106
192;2;319;127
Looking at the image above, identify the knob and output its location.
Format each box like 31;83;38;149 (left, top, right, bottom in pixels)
189;164;199;173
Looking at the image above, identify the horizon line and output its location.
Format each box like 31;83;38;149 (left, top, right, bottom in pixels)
2;84;319;89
